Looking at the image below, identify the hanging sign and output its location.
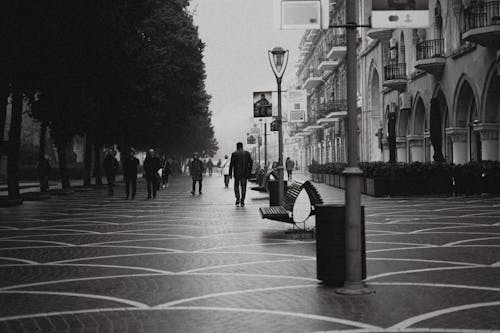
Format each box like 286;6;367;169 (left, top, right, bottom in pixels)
372;0;429;28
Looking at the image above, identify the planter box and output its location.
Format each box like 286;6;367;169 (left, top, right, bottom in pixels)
364;177;387;197
339;175;346;189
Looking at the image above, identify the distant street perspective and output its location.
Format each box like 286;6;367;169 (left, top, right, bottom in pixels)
2;0;500;332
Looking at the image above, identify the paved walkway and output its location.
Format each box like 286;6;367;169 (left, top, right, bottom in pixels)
0;174;499;332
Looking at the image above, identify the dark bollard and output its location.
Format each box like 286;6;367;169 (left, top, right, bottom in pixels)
315;204;366;286
268;180;287;206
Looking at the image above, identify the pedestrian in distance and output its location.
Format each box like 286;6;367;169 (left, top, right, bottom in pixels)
202;159;208;176
162;155;171;188
222;155;230;188
190;152;204;195
216;158;222;175
143;149;162;199
207;158;214;176
123;149;140;200
37;154;51;192
102;149;119;196
229;142;253;207
286;157;295;180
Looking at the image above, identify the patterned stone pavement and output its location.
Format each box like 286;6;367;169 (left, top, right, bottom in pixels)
0;174;500;333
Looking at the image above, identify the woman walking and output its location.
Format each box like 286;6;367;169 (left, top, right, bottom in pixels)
222;155;230;188
189;152;204;195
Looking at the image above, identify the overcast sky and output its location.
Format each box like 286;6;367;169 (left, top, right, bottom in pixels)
189;0;302;158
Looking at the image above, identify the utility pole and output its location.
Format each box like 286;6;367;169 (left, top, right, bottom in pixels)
336;0;372;295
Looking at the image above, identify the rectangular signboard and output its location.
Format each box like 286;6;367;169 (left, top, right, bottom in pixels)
274;0;330;30
287;89;307;123
253;91;273;118
372;0;429;28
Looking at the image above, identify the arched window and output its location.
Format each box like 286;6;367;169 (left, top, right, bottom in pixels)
399;32;406;64
435;1;443;40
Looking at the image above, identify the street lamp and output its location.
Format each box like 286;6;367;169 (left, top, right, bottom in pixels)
268;47;289;205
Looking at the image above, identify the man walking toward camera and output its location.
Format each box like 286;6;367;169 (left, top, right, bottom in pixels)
229;142;253;207
143;149;162;199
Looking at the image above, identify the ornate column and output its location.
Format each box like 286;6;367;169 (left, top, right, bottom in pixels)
407;135;424;162
396;137;408;163
475;123;499;161
446;127;468;164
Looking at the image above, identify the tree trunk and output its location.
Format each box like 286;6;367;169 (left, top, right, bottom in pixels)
83;135;92;187
38;122;48;191
7;88;23;199
0;89;7;143
55;135;71;189
94;143;102;185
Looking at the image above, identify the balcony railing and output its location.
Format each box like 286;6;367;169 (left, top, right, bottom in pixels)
318;99;347;117
384;63;407;81
465;1;500;31
416;39;445;60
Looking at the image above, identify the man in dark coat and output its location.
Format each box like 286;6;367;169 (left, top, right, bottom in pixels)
103;149;120;196
143;149;162;199
37;155;51;192
123;149;140;199
229;142;253;207
189;152;204;195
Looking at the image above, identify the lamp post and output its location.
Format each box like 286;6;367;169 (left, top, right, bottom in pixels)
268;47;289;205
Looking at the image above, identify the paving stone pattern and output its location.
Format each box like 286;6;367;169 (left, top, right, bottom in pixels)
0;175;500;332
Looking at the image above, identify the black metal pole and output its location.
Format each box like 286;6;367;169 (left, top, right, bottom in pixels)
336;0;372;295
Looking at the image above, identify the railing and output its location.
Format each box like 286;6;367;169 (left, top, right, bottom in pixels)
416;39;444;60
384;63;407;81
318;99;347;117
464;1;500;31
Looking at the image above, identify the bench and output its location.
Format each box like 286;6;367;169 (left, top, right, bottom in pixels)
259;180;324;230
249;168;265;183
251;169;278;193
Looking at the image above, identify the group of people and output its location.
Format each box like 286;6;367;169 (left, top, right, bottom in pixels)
103;148;171;199
188;142;253;207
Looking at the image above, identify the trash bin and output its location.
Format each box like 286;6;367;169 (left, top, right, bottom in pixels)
268;180;287;206
315;204;366;286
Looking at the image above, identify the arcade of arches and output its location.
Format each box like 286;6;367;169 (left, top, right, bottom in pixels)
377;67;500;164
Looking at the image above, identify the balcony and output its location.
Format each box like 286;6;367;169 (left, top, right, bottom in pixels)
318;57;340;72
326;34;347;60
367;28;394;41
415;39;446;76
383;63;408;92
463;1;500;48
301;70;324;90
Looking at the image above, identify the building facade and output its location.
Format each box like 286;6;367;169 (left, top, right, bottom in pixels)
290;0;500;166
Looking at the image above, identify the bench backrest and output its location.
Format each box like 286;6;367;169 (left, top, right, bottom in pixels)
282;181;304;211
303;181;324;206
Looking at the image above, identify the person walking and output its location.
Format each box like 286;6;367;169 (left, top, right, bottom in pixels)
207;159;214;176
162;156;171;188
286;157;295;180
143;149;162;199
189;152;204;195
221;155;230;188
123;149;140;200
103;150;119;196
37;155;51;192
229;142;253;207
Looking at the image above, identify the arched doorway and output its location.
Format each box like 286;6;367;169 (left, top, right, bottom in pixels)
430;89;449;162
397;102;409;162
410;98;426;162
370;67;382;161
481;65;500;160
454;79;479;163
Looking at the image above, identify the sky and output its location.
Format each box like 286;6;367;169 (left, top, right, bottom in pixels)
189;0;303;158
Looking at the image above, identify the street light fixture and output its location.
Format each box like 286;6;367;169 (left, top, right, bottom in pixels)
268;47;289;205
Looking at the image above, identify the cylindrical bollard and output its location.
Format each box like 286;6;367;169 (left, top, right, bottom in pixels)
315;204;366;286
268;180;287;206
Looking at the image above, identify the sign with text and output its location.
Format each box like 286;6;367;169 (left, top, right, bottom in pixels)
253;91;273;118
372;0;429;28
287;89;307;123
